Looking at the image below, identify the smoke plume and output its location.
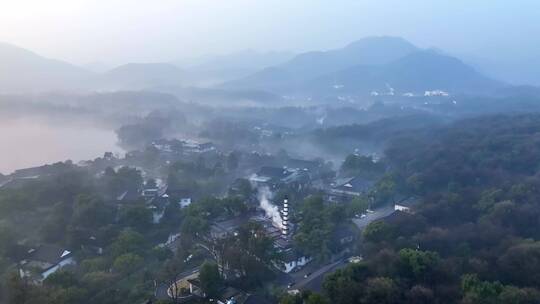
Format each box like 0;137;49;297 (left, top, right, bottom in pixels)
257;186;283;229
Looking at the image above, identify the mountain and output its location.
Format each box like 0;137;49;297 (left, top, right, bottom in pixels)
224;37;502;97
306;50;502;96
101;63;185;90
0;42;94;93
179;50;295;86
223;36;419;91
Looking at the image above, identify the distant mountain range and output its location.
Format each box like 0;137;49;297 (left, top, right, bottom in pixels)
0;37;509;99
0;42;94;93
177;49;295;86
99;63;185;90
223;36;502;96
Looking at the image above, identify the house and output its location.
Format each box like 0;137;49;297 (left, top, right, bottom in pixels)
209;217;245;240
279;249;311;273
116;189;141;203
250;166;294;185
19;245;75;282
147;195;170;224
285;158;323;181
182;140;216;154
249;166;308;188
394;197;419;213
286;158;321;172
179;197;192;209
329;176;374;201
142;188;159;199
166;188;194;209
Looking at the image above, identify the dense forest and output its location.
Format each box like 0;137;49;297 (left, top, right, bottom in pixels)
281;114;540;304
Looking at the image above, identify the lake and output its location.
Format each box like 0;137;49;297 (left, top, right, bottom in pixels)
0;118;122;175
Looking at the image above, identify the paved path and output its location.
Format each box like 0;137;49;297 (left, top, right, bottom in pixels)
292;259;345;291
352;205;395;230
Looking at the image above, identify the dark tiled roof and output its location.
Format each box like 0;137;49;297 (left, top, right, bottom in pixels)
27;244;70;265
244;294;274;304
286;159;321;171
380;210;412;225
257;167;292;179
335;176;374;192
396;196;419;207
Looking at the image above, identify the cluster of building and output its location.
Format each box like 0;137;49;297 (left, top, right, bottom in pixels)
207;196;311;274
151;138;216;155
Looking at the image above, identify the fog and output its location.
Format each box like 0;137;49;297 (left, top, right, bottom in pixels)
2;0;540;84
3;3;540;303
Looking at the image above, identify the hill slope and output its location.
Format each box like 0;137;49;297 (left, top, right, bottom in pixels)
224;36;419;91
306;50;501;95
0;42;94;93
101;63;185;90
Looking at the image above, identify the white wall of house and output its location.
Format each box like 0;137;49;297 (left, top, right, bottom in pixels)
283;261;296;273
394;204;410;212
281;256;311;273
41;257;75;280
153;209;165;224
179;198;192;208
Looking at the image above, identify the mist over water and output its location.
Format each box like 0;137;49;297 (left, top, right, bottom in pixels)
0;118;122;174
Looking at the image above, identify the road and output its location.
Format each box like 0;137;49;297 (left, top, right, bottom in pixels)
279;205;397;292
154;267;201;300
292;259;346;291
352;205;395;230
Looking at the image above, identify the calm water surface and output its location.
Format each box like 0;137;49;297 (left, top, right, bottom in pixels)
0;118;122;174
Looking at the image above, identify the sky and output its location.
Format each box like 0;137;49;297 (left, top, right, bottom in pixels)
1;0;540;70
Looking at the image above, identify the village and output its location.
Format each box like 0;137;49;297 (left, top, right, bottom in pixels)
0;134;418;304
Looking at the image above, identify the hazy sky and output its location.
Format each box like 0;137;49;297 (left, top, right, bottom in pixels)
1;0;539;66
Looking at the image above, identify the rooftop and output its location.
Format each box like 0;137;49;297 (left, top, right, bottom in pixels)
256;166;293;180
333;176;374;193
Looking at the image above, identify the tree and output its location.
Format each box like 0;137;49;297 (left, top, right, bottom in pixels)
362;221;393;243
305;293;329;304
81;271;116;293
0;226;16;257
226;151;240;172
347;196;369;217
113;253;143;275
398;248;440;283
294;196;335;262
363;277;400;304
280;293;302;304
44;270;78;288
110;229;146;258
498;242;540;286
6;272;30;304
461;274;504;304
159;257;186;303
71;194;114;230
498;286;540;304
406;285;435;304
119;204;153;231
370;173;398;206
199;261;222;298
341;154;384;178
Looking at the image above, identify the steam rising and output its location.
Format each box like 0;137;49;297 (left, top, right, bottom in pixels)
257;186;283;229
